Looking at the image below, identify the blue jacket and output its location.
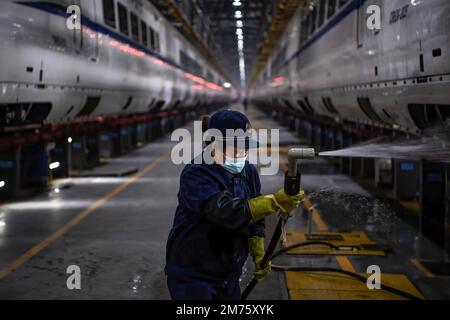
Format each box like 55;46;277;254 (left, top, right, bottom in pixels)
165;156;264;283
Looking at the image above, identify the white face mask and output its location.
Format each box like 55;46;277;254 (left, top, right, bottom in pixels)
213;142;248;174
222;154;248;174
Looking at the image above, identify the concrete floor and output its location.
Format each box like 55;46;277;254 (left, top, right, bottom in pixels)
0;105;449;299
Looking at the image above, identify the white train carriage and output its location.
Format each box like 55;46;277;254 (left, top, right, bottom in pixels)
251;0;450;134
0;0;230;127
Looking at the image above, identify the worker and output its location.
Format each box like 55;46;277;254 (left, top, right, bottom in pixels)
165;109;304;300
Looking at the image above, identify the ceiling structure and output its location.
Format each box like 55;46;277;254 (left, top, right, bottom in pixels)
152;0;277;89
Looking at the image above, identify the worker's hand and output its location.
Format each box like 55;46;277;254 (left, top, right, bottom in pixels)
274;189;305;214
247;194;279;221
247;189;305;221
249;236;272;282
254;260;271;282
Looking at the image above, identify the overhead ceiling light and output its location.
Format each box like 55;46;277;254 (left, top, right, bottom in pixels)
236;28;243;35
239;56;246;85
237;34;243;40
0;181;5;188
232;1;242;6
223;82;232;88
236;20;243;27
235;11;242;18
49;162;60;170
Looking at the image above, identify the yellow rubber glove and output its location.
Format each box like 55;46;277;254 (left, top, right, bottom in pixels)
247;189;305;221
249;236;271;282
274;189;305;213
247;194;280;221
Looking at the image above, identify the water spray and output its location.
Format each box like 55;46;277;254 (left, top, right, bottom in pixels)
241;148;316;300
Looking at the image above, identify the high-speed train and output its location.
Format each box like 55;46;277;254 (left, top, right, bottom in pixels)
250;0;450;134
0;0;231;128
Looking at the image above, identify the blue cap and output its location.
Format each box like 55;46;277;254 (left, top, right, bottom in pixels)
207;110;258;149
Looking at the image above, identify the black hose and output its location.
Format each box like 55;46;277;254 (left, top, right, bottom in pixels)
271;265;422;300
270;242;424;300
241;217;285;300
242;239;424;300
272;241;341;258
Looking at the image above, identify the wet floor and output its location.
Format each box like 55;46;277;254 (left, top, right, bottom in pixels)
0;105;449;299
245;107;450;300
0;140;177;299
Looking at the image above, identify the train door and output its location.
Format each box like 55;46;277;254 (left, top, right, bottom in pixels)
80;0;99;62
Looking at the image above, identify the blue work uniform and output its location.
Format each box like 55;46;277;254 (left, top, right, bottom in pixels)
165;155;264;300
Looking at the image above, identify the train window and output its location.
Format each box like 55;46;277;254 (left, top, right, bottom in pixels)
339;0;348;8
357;98;382;122
432;48;442;57
103;0;116;28
305;14;311;38
155;32;160;52
149;27;156;50
328;0;336;19
180;50;187;68
310;6;317;35
272;46;286;72
300;18;308;43
318;0;326;27
206;71;214;82
141;21;148;46
130;12;139;42
117;3;129;36
180;51;203;76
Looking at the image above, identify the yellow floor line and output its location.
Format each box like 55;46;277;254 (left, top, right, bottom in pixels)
410;259;434;277
0;149;172;280
335;256;357;273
